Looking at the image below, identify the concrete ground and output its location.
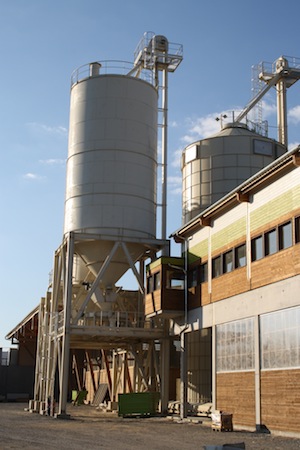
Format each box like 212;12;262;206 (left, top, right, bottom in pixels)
0;402;300;449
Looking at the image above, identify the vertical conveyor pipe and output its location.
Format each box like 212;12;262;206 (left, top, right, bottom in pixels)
161;67;168;254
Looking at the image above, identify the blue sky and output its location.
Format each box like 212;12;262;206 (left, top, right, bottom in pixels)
1;0;300;348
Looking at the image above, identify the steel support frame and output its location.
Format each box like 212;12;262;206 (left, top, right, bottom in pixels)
29;232;169;416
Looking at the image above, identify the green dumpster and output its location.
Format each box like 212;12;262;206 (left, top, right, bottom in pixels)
118;392;160;417
72;390;88;405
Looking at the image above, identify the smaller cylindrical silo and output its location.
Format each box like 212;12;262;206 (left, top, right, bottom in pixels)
182;123;286;224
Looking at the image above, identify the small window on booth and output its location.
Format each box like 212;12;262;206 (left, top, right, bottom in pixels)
154;272;161;290
147;276;153;294
166;269;184;290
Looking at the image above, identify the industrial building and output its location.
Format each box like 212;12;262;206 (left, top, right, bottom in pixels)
5;34;300;436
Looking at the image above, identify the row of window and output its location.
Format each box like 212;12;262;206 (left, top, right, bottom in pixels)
217;306;300;372
147;216;300;292
251;219;296;261
194;216;300;283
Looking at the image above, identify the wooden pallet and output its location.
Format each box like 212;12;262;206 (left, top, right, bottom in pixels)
212;423;233;432
211;417;233;432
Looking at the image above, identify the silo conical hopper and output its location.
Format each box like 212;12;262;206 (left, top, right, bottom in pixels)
64;64;158;289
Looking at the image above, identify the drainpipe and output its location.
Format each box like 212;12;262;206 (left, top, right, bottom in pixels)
174;234;191;420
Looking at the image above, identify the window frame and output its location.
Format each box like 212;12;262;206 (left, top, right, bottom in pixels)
264;228;277;256
223;249;234;274
235;243;246;268
251;235;264;261
278;220;292;250
212;255;222;278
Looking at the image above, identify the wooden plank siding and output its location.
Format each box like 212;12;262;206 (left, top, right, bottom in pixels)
260;369;300;433
251;245;300;290
211;267;250;302
200;283;210;306
216;371;256;428
145;290;162;316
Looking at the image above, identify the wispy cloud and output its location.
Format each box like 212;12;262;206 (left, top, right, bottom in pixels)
288;105;300;124
181;113;221;144
168;174;182;195
39;158;66;165
26;122;68;136
23;172;45;181
171;148;182;169
288;140;300;150
261;99;277;117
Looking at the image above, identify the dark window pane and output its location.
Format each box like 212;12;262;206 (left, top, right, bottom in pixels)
265;229;277;256
200;263;208;282
223;250;233;273
147;276;153;293
235;244;246;268
295;217;300;243
212;256;222;278
188;267;198;287
279;222;292;250
251;236;263;261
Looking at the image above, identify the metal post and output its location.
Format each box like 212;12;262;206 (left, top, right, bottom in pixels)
211;325;216;411
254;315;262;431
160;333;170;414
277;78;288;147
57;232;74;418
180;330;187;419
180;237;189;419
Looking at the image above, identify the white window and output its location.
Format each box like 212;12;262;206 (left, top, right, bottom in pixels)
217;318;255;372
260;307;300;369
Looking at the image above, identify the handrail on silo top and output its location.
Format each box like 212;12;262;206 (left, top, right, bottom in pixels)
70;60;155;87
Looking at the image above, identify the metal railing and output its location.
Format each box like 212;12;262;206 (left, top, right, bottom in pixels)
257;55;300;78
133;31;183;65
50;309;156;334
76;310;150;329
71;60;155;87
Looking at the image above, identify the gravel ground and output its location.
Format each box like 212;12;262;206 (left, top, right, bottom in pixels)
0;402;300;449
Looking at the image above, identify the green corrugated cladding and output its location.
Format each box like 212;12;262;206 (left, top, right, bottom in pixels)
211;217;247;253
250;185;300;232
185;185;300;263
189;217;246;259
189;240;209;262
184;186;300;260
147;256;184;272
118;392;160;417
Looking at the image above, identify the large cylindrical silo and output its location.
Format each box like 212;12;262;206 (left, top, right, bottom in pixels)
182;123;286;224
64;64;158;287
